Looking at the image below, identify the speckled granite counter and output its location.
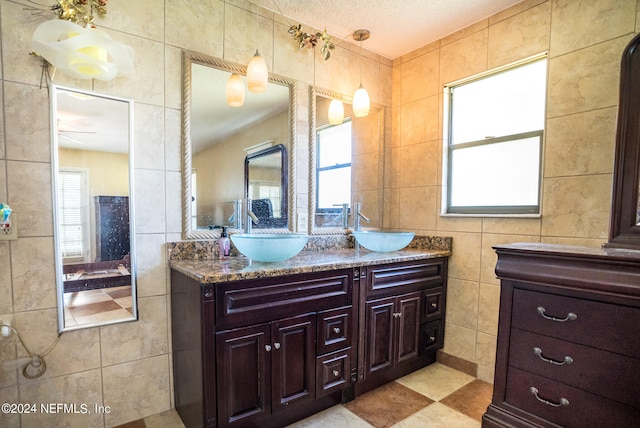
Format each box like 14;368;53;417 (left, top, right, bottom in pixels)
168;234;452;283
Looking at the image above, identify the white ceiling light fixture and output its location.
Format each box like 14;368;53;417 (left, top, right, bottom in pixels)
246;4;268;93
226;73;245;107
31;19;134;81
352;29;370;118
328;99;344;125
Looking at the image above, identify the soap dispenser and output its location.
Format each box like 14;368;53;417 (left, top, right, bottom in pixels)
219;227;230;258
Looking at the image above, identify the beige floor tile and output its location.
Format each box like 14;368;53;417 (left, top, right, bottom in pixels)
396;363;475;401
392;402;481;428
287;405;375;428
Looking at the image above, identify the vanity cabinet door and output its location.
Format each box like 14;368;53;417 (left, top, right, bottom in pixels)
271;313;316;413
396;292;421;364
216;324;271;428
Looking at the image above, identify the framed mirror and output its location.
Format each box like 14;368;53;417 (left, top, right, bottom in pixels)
51;84;137;332
607;32;640;249
182;51;297;239
309;86;385;234
245;144;288;229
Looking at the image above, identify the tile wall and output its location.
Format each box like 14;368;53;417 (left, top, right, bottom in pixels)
388;0;639;382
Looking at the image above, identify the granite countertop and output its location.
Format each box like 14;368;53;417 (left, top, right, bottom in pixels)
169;247;450;283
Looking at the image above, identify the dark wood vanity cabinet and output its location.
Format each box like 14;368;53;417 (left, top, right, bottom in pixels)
171;257;448;428
356;259;448;394
483;244;640;428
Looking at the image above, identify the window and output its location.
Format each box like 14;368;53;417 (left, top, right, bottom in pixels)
444;56;547;215
58;169;89;261
316;120;352;210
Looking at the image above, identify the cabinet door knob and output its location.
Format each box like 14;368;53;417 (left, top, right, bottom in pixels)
274;342;281;350
431;302;437;308
537;307;577;322
429;336;436;342
394;312;402;318
204;289;213;298
533;347;573;365
333;327;341;334
265;345;272;352
332;370;340;377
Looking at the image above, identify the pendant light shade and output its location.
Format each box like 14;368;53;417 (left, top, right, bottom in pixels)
31;19;134;81
353;84;370;118
328;99;345;125
247;50;268;93
226;73;245;107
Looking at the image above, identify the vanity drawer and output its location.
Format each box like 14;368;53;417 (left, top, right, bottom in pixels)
512;288;640;358
505;366;640;427
420;320;443;354
217;269;353;327
423;287;444;322
509;328;640;407
316;348;351;398
367;260;445;298
317;306;352;355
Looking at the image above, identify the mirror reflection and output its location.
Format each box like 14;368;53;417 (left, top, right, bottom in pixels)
51;84;137;332
245;144;288;229
310;87;385;232
184;52;296;238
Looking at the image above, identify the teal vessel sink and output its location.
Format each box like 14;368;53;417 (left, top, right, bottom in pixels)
352;231;415;252
230;234;309;262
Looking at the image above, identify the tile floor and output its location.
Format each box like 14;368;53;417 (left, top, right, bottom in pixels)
63;285;133;326
116;363;493;428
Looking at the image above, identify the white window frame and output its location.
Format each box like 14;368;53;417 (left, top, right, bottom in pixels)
442;54;548;217
58;168;90;262
316;120;352;212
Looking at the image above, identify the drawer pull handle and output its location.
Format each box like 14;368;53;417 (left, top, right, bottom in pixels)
332;370;340;377
333;327;341;334
431;303;438;308
537;307;577;322
533;347;573;365
429;336;436;342
530;387;569;407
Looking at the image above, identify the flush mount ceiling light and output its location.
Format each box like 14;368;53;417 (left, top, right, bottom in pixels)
31;19;134;80
328;99;345;125
226;73;245;107
352;29;371;118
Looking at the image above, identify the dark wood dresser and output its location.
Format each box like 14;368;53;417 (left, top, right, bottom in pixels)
483;243;640;427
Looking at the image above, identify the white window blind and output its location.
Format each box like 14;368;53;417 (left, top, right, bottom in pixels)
317;120;352;210
58;169;88;260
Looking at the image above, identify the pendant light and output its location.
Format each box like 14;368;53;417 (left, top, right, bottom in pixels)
226;73;245;107
246;5;268;93
328;99;344;125
352;29;370;118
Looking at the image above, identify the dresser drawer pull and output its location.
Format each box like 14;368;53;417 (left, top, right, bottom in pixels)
537;307;577;322
533;347;573;365
333;327;341;334
530;387;569;407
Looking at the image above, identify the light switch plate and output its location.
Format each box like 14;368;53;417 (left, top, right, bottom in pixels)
297;213;308;232
0;213;18;241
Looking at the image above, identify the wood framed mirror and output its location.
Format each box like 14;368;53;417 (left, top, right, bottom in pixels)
182;51;297;239
51;84;137;332
607;33;640;250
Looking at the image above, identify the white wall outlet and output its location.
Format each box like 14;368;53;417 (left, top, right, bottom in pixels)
1;320;12;338
297;213;308;232
0;213;17;241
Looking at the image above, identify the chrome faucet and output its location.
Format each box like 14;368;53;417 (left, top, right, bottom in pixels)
228;199;243;230
244;198;260;234
353;202;370;231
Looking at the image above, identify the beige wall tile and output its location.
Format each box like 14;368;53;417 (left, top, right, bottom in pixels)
164;108;182;172
100;296;168;366
100;0;164;41
0;245;12;314
134;169;166;234
400;49;440;104
442;322;476;362
165;172;183;234
436;216;483;234
134;104;165;170
352;152;379;192
478;283;501;335
6;161;52;237
0;386;20;427
165;0;224;58
541;174;612;238
399;95;439;146
0;313;18;388
540;236;608;247
19;369;103;428
488;1;551;69
480;233;541;285
15;309;100;380
165;47;183;111
314;44;351;96
482;217;541;235
475;332;497;370
273;21;314;83
398;186;438;231
550;0;636;56
441;20;488;47
4;83;50;163
224;3;254;66
544;107;617;177
440;28;488;85
102;354;171;426
445;231;482;282
489;0;548;25
135;234;168;297
10;237;56;312
0;85;4;160
401;40;440;63
445;278;479;330
399;141;439;188
547;35;632;118
477;363;495;384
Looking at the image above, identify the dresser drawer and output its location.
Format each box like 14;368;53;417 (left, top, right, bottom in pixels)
509;328;640;407
317;306;352;355
316;348;351;398
512;288;640;358
505;367;640;427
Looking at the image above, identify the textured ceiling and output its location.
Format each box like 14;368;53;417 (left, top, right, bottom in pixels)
254;0;525;59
